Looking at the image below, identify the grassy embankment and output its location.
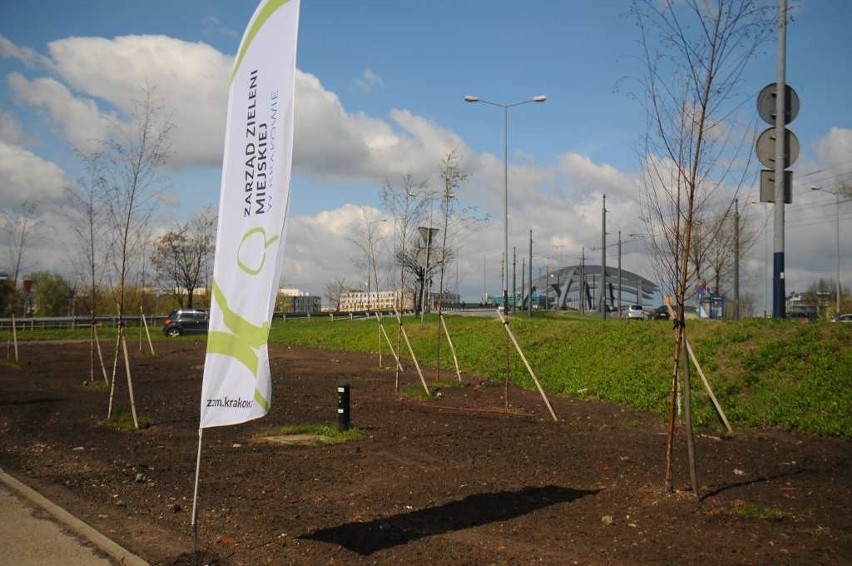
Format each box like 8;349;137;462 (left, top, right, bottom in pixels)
7;314;850;435
266;313;851;436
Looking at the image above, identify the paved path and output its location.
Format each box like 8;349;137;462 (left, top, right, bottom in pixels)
0;468;147;565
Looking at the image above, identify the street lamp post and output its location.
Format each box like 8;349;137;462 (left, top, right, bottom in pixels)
811;186;843;317
465;94;546;316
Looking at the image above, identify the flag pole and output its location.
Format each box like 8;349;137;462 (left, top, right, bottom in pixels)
190;427;204;558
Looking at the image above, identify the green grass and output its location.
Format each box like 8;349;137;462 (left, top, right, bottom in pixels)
735;501;786;521
268;314;852;436
105;408;152;431
261;424;367;444
10;314;851;436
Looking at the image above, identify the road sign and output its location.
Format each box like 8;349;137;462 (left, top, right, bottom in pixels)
417;226;438;245
759;169;792;204
755;127;799;169
757;83;799;125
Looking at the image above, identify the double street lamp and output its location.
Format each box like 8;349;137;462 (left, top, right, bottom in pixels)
465;94;546;315
811;186;844;317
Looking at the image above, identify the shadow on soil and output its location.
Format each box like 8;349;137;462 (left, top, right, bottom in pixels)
301;484;598;555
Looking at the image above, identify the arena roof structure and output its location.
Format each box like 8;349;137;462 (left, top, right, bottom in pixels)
523;265;659;312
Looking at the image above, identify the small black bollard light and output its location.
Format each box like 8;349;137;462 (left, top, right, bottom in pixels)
337;381;350;432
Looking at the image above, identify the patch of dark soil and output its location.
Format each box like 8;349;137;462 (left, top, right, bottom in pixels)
0;341;849;565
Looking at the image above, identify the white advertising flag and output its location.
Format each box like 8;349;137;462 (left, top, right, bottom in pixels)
199;0;300;428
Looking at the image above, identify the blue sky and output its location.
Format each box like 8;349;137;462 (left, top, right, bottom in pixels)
1;0;850;311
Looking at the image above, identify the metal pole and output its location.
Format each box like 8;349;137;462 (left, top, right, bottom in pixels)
617;231;622;317
772;0;787;319
734;199;740;320
580;247;585;314
601;194;607;319
529;229;533;316
521;256;525;315
503;104;509;316
512;246;517;311
367;227;372;312
836;191;841;317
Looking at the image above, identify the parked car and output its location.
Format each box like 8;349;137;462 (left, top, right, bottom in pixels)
626;304;646;320
833;313;852;323
162;309;209;337
653;305;671;320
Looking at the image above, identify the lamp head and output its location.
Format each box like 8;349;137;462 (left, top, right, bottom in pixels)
532;95;547;102
464;95;479;103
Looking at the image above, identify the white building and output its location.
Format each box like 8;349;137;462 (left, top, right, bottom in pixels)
339;288;415;313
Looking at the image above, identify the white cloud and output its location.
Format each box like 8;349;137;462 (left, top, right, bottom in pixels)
814;128;852;175
294;71;469;182
43;35;232;167
0;110;25;145
282;204;379;290
0;35;49;68
202;16;239;39
7;73;113;153
0;141;68;208
6;35;471;182
352;68;383;93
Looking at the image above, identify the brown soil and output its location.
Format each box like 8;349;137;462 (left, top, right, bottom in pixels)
0;340;849;565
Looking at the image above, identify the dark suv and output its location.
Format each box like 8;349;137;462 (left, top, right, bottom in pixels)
162;309;209;337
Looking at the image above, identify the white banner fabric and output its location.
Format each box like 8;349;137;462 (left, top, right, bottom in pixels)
199;0;300;428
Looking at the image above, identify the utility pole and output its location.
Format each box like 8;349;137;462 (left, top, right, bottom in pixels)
734;199;740;320
521;257;525;315
512;246;517;312
580;247;586;314
835;191;841;317
618;230;622;318
481;255;486;303
601;194;607;319
528;229;533;316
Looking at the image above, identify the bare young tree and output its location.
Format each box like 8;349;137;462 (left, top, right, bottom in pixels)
102;88;173;323
436;151;469;311
151;206;216;309
64;151;110;318
347;207;388;311
435;151;469;376
381;173;430;310
633;0;775;494
2;200;39;303
91;87;172;428
382;162;483;315
324;277;349;311
63;150;111;383
703;201;759;300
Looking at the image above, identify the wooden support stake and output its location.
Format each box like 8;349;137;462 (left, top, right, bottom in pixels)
399;319;430;396
439;314;462;383
120;332;139;430
685;339;732;433
498;310;558;421
11;313;18;363
681;330;699;498
375;312;403;371
141;309;155;356
93;326;109;385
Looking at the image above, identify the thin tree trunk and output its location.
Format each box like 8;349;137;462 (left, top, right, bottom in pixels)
682;327;699;498
664;324;682;492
